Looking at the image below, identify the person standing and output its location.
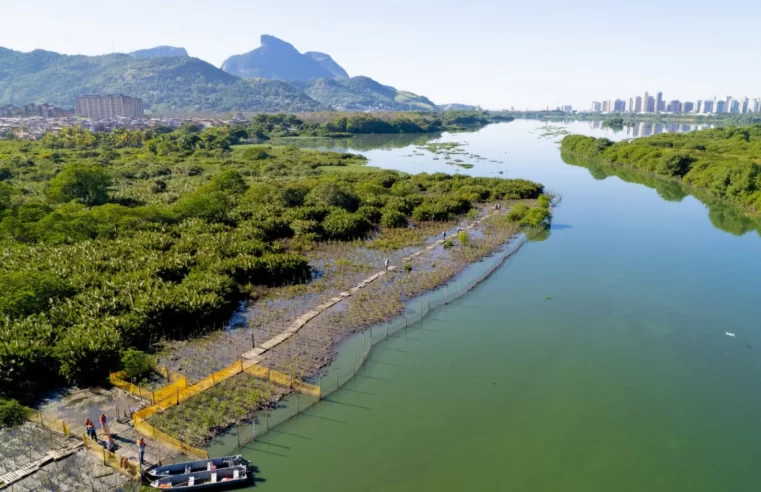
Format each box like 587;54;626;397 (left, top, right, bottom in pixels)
85;419;97;440
138;438;146;465
384;259;389;271
99;413;109;436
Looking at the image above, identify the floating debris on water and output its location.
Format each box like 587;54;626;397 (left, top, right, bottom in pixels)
725;332;736;338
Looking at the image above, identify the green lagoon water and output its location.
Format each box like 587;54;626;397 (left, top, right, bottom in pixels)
221;120;761;491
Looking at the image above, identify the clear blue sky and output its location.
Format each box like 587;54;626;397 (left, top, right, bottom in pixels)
2;0;760;109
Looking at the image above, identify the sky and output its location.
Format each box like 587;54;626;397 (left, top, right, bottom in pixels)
2;0;760;110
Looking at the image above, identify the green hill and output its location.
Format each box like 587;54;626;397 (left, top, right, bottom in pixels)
295;76;437;111
0;47;322;113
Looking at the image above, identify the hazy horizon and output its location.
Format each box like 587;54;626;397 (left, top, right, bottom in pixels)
2;0;760;110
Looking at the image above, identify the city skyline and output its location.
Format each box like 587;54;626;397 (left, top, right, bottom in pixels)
589;92;761;115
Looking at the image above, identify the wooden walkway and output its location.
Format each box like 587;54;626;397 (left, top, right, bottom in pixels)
241;210;492;361
0;441;82;489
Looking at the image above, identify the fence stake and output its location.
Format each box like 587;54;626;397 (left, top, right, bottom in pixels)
335;372;339;391
236;422;241;447
445;285;448;304
318;374;322;400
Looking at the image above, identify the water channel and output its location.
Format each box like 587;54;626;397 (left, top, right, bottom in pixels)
219;120;761;491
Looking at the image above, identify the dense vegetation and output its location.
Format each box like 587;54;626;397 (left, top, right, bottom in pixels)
561;125;761;211
0;125;543;401
0;397;27;428
248;111;511;139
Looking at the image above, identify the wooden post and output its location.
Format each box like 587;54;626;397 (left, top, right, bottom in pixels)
445;285;448;304
251;332;255;348
236;422;241;447
318;374;322;400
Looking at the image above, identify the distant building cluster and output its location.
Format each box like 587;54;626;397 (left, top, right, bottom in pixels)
0;113;251;141
590;92;761;114
0;103;72;118
75;95;145;119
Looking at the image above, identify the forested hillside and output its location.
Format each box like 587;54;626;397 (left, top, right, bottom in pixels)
295;76;437;111
561;125;761;211
0;47;322;113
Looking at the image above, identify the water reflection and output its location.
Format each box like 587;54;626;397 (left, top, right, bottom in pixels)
561;151;761;237
587;120;715;138
270;133;441;152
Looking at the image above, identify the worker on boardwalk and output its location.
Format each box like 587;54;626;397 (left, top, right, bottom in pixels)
138;438;146;465
106;435;117;452
99;413;109;436
384;259;389;271
85;418;97;440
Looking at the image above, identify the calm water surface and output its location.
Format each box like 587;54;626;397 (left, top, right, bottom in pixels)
226;120;761;491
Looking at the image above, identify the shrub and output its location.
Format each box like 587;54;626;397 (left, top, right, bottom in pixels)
506;203;531;222
0;271;74;319
306;182;359;211
322;210;372;240
519;207;551;228
151;180;168;193
380;210;408;228
0;398;27;428
356;205;382;224
46;163;113;205
121;348;154;381
208;170;248;194
54;322;122;386
457;231;470;245
443;239;454;249
656;154;694;177
537;195;551;208
173;191;230;222
404;263;412;272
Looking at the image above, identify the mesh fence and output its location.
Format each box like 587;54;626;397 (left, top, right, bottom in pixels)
224;234;530;452
25;409;71;437
81;434;141;480
110;365;188;404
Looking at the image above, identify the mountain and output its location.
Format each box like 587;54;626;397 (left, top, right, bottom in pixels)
221;35;347;81
304;52;349;79
0;38;440;114
294;76;437;111
0;47;321;113
129;46;189;58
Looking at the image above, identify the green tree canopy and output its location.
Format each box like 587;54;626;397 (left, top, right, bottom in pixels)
46;163;113;205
